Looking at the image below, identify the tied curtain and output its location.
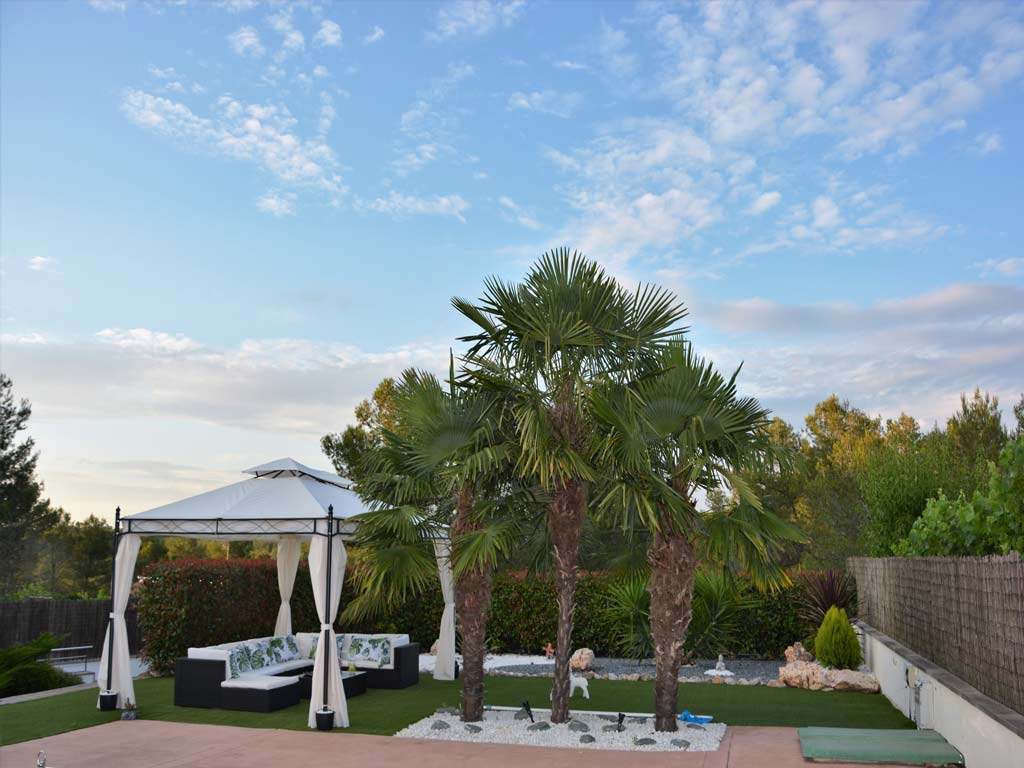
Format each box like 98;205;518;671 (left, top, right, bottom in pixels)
97;533;141;709
433;539;456;681
307;533;348;728
274;537;301;636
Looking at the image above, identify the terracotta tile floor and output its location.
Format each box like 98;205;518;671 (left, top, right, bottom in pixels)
0;720;920;767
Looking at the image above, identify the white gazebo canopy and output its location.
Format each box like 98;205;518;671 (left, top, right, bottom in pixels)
98;457;457;730
122;458;363;540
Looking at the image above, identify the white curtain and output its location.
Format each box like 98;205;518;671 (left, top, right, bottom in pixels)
274;537;301;636
307;534;348;728
97;533;141;709
433;538;456;681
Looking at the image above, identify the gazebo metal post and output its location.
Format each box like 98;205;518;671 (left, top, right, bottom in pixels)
105;506;121;693
322;504;334;715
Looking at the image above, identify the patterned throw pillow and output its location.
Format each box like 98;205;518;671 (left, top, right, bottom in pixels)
285;635;300;660
268;637;287;664
348;636;387;668
228;646;252;678
308;635;318;659
247;640;269;670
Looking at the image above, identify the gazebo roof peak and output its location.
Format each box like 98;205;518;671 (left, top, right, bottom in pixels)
243;457;351;489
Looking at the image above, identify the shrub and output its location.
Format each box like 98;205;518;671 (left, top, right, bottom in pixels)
0;633;83;697
795;570;857;629
814;606;862;669
685;571;755;660
602;575;651;659
733;582;805;658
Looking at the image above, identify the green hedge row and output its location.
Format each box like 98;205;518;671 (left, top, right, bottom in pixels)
136;559;813;675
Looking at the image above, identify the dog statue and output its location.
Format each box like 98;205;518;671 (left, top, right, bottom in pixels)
550;675;590;700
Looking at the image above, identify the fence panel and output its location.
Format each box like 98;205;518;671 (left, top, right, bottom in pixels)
0;598;142;657
848;555;1024;715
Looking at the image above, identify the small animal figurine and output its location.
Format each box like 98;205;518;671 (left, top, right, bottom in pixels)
542;642;555;659
715;653;726;671
549;675;590;700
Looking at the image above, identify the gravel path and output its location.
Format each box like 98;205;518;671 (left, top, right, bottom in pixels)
395;707;727;752
490;657;781;681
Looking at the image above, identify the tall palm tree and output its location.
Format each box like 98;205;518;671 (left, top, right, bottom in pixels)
351;367;521;721
454;249;687;722
592;341;800;731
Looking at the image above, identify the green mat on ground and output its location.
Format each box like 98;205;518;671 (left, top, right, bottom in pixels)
798;727;964;765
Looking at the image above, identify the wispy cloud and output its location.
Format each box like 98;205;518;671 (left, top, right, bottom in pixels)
974;257;1024;277
749;191;781;215
227;25;264;58
314;19;342;48
363;191;469;222
28;256;57;272
256;190;297;217
363;25;385;45
88;0;127;13
430;0;525;41
508;90;582;119
972;131;1003;155
498;196;541;230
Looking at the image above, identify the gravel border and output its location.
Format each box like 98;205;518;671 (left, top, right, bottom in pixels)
488;657;781;685
395;707;727;752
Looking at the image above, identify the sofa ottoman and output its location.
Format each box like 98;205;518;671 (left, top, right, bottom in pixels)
220;675;301;712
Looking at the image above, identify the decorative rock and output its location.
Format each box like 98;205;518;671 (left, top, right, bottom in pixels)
570;648;595;671
568;720;590;732
527;721;551;731
777;661;879;693
635;738;656;746
514;709;532;720
464;724;482;733
829;668;880;693
784;642;813;664
431;720;450;730
579;734;596;744
671;738;691;749
436;706;459;715
686;723;706;731
628;716;648;724
601;724;625;733
766;679;786;688
598;714;618;722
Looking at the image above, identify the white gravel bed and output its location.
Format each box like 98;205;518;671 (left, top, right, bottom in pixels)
395;707;726;752
419;653;551;674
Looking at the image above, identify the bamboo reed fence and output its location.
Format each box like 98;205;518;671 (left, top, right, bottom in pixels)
848;555;1024;715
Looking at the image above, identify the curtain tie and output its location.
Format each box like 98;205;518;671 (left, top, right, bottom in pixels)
320;623;333;631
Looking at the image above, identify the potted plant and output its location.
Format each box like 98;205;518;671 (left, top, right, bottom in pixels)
99;690;118;711
120;699;137;721
315;706;334;731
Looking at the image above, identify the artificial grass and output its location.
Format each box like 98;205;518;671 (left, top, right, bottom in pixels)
0;675;913;746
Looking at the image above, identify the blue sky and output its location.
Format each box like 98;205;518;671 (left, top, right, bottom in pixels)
2;0;1022;520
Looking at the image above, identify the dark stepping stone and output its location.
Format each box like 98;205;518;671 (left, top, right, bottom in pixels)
686;723;706;731
598;714;618;722
464;724;482;733
431;720;450;730
527;721;551;731
580;734;596;744
629;716;648;724
568;720;590;732
601;724;625;732
514;709;532;720
436;706;459;715
671;738;690;749
635;737;656;745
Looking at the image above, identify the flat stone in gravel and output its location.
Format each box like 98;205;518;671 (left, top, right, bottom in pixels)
464;724;482;733
568;721;589;732
580;735;596;744
671;738;691;749
514;710;531;720
431;721;450;730
527;722;550;731
601;724;624;733
635;738;656;745
436;707;459;715
686;723;706;731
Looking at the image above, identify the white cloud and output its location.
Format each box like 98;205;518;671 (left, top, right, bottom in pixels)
96;328;202;354
507;90;582;119
227;26;264;58
364;191;469;222
554;60;590;72
88;0;127;13
120;89;347;207
28;256;57;272
812;195;842;229
975;257;1024;277
256;190;297;216
431;0;525;41
392;63;475;174
312;65;328;79
750;191;781;215
363;25;385;45
973;131;1003;155
315;20;342;48
317;92;336;135
392;144;443;176
498;196;541;230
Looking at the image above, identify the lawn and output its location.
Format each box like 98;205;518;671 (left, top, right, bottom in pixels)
0;675;913;746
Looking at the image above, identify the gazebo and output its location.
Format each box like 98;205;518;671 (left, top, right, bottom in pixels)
97;458;457;729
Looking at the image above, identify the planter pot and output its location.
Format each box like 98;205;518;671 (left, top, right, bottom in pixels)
315;708;335;731
99;692;118;712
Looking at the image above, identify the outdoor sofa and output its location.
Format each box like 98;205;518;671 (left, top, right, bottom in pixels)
174;632;419;712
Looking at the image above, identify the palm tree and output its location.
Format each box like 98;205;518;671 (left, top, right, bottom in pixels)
592;341;800;731
454;249;687;722
351;367;521;721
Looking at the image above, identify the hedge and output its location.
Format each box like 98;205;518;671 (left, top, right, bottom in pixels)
136;559;818;674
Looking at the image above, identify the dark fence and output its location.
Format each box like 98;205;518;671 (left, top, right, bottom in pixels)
848;555;1024;715
0;598;142;657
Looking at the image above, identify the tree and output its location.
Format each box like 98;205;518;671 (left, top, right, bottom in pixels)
592;342;800;730
353;367;522;721
454;249;687;722
321;378;399;484
1013;394;1024;439
946;388;1006;495
0;375;61;595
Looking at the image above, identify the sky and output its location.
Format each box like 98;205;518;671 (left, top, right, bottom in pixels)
1;0;1022;522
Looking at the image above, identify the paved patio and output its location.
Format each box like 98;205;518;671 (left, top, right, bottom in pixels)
0;720;922;767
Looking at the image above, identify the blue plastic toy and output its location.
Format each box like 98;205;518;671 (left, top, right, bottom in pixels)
678;709;714;724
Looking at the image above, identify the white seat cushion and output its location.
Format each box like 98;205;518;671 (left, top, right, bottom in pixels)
221;675;298;690
254;659;312;677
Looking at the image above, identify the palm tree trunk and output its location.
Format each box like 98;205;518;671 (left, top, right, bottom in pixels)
648;527;698;732
452;484;492;722
548;479;587;723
